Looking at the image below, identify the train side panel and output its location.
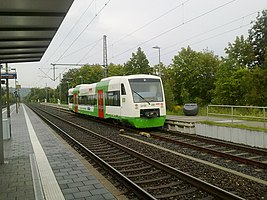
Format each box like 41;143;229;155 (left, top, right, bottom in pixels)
77;83;98;117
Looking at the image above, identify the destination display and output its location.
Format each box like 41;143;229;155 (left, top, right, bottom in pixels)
0;73;17;79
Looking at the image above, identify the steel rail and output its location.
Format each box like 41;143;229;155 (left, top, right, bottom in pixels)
30;105;156;200
150;132;267;169
29;104;245;200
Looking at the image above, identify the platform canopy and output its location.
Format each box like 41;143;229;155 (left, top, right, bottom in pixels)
0;0;74;64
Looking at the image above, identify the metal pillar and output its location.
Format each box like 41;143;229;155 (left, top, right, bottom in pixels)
0;64;4;164
5;64;11;137
15;81;18;113
103;35;108;77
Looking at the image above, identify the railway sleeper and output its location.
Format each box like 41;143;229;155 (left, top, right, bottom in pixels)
154;187;199;199
126;169;161;178
90;144;111;150
93;148;120;154
134;174;172;184
114;161;144;168
120;165;152;173
145;181;183;190
103;154;131;161
107;158;138;164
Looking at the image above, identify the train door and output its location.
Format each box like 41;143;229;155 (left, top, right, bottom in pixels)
120;83;127;117
74;93;78;112
98;90;104;118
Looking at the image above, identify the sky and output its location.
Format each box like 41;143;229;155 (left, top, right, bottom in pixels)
10;0;267;89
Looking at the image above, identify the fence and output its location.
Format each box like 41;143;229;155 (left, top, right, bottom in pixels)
207;105;267;128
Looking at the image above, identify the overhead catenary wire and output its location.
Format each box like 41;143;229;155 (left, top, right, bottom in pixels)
57;37;103;62
34;0;264;88
36;1;96;86
110;0;191;46
42;0;95;66
55;0;112;63
161;22;252;61
77;38;103;63
109;0;237;61
148;8;267;60
65;0;191;66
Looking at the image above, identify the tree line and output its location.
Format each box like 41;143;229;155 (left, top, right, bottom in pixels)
26;10;267;110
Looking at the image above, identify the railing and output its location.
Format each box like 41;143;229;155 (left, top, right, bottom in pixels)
207;105;267;128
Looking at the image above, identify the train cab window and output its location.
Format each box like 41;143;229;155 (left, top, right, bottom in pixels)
121;83;126;95
129;78;163;103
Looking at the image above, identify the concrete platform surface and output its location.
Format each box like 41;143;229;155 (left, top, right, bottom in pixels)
0;104;121;200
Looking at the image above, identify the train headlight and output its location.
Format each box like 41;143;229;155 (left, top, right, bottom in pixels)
135;104;138;109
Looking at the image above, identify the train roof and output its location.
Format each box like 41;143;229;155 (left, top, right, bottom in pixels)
100;74;160;82
68;88;74;95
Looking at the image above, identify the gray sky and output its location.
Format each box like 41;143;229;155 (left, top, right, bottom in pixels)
11;0;267;88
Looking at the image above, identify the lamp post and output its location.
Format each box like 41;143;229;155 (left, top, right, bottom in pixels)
10;68;18;114
153;46;161;77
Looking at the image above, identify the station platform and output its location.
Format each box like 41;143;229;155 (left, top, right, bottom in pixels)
0;104;121;200
166;114;267;129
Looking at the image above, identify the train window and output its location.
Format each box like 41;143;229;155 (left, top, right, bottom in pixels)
105;91;120;106
121;83;126;95
78;96;87;105
87;95;97;106
129;78;163;103
68;95;74;103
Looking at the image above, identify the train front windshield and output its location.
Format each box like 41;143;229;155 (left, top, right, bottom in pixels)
129;78;163;103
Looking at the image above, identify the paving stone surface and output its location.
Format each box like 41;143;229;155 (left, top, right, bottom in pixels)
0;106;35;200
0;105;117;200
25;106;117;200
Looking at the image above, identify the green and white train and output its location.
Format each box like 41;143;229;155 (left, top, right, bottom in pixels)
68;74;166;128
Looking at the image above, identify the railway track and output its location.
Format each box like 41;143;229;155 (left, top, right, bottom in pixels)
40;104;267;171
39;104;267;174
28;104;244;200
148;131;267;169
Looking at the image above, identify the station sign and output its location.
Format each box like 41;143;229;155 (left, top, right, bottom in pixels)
0;72;17;79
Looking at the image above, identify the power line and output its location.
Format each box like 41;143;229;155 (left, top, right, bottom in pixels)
55;0;112;63
162;22;251;60
110;0;191;46
191;23;251;46
77;38;102;63
37;1;96;86
42;0;95;65
109;0;237;60
57;37;102;62
149;8;266;59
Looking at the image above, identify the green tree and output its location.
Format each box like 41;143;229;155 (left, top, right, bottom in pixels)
225;35;256;69
76;64;104;84
158;64;176;110
248;10;267;67
170;46;220;105
59;68;79;103
25;87;53;103
124;47;152;75
214;10;267;106
244;67;267;106
107;63;125;76
213;61;248;105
